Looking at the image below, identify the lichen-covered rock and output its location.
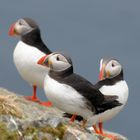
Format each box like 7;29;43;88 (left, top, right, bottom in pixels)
0;88;128;140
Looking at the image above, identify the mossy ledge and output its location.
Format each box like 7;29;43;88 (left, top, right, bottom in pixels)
0;122;19;140
0;88;128;140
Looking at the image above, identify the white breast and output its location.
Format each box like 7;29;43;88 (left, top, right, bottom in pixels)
13;41;49;87
44;75;93;119
86;81;129;127
99;81;129;104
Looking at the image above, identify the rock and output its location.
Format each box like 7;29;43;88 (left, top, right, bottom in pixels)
0;88;128;140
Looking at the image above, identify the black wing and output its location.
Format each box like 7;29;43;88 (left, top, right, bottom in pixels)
62;73;105;107
62;73;122;114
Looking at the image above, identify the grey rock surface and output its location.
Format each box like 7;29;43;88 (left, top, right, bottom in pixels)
0;88;128;140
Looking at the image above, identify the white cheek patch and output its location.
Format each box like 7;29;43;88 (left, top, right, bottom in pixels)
111;66;122;77
53;62;71;71
15;20;34;35
18;19;31;27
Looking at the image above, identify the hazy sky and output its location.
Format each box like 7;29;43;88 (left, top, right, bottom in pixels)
0;0;139;139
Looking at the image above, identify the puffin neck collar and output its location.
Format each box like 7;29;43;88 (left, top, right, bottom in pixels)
101;70;124;84
49;66;73;79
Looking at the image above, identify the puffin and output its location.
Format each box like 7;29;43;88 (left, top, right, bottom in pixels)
91;58;129;137
37;53;122;139
64;58;129;139
8;17;52;106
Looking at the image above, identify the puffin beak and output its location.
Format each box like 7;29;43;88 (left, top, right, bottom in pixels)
8;23;16;36
37;55;48;65
37;55;51;67
99;64;105;80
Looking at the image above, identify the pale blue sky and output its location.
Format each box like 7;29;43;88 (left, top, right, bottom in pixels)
0;1;139;139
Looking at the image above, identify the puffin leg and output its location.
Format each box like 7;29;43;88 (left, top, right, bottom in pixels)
97;122;117;140
93;125;99;133
69;114;77;123
25;86;52;106
99;122;103;134
25;85;40;102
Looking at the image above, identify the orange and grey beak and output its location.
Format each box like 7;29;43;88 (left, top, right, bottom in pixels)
37;55;48;65
37;55;51;67
8;23;16;36
99;64;105;80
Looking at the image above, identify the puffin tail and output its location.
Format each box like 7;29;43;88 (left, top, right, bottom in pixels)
103;95;119;103
96;95;122;114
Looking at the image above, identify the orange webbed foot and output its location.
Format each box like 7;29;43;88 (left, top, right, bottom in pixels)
93;123;117;140
39;101;52;107
97;132;117;140
25;96;41;103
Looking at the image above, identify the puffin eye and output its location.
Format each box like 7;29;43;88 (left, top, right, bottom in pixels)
112;63;115;67
19;21;22;26
56;56;60;61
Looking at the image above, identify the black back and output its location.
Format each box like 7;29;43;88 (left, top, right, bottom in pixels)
21;28;52;54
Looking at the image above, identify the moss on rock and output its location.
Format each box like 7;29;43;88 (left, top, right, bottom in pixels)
21;123;67;139
0;122;19;140
40;123;67;139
